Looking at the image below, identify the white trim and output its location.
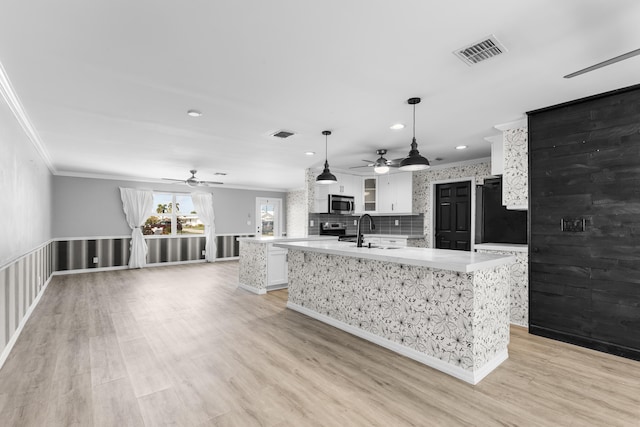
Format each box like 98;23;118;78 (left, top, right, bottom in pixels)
53;170;290;192
53;266;128;276
0;239;53;273
0;61;56;173
425;157;491;171
265;283;288;291
494;118;527;131
0;275;53;371
287;302;507;384
506;204;528;211
52;235;131;242
238;283;267;295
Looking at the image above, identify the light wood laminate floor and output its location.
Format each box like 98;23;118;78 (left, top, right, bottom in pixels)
1;261;639;426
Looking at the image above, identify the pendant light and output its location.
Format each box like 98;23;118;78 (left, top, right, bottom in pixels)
399;97;430;171
316;130;338;185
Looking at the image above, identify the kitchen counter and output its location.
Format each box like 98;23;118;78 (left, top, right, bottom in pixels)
237;235;336;243
238;236;337;295
364;233;425;240
274;241;514;273
475;243;528;253
279;241;515;384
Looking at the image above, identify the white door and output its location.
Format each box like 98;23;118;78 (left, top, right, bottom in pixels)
256;197;282;237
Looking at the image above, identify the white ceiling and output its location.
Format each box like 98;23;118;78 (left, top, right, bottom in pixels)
1;1;639;191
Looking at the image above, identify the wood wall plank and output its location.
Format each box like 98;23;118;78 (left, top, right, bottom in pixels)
528;83;640;361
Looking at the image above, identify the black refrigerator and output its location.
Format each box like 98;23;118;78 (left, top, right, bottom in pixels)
475;178;527;244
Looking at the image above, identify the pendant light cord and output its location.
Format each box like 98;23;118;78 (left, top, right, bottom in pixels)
412;102;416;139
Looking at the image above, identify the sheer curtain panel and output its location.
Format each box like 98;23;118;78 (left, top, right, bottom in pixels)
191;192;217;262
119;187;154;268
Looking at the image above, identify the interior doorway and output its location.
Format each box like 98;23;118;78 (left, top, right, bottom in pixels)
255;197;282;237
435;181;472;251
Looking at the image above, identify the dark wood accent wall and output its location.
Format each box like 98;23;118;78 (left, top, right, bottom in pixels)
528;84;640;361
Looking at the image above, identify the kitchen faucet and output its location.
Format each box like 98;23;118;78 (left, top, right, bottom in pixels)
356;214;376;247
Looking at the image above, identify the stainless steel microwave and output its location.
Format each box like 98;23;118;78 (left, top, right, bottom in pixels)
328;194;355;214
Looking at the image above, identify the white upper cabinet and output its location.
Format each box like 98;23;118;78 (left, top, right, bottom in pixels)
312;172;361;213
377;172;413;214
312;171;413;214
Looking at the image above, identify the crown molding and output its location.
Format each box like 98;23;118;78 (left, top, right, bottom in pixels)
494;117;527;131
0;61;56;173
53;170;290;193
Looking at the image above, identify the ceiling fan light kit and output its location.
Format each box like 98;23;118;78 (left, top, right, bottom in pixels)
399;97;430;172
316;130;338;185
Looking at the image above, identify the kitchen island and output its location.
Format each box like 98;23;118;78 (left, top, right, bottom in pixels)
237;236;335;294
273;241;515;384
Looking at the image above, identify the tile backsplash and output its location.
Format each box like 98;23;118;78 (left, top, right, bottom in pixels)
308;213;424;236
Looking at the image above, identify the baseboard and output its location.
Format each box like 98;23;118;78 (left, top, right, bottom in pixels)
0;275;53;371
238;282;267;295
530;325;640;362
53;265;129;275
266;283;288;291
287;302;507;384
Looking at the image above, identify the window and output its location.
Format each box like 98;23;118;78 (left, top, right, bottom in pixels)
142;193;204;236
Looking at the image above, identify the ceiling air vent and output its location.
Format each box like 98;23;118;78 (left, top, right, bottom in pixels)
454;35;506;66
271;130;295;139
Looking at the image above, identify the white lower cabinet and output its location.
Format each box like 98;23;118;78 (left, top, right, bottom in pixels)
267;244;288;289
363;236;408;247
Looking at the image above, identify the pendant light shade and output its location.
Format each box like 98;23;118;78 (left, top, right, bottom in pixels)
399;97;430;171
316;130;337;185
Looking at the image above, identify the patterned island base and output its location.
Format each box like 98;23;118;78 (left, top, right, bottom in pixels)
285;250;511;384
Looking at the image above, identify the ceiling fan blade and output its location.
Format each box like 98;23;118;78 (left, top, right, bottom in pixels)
564;48;640;78
361;159;375;163
200;181;224;185
161;178;186;183
349;165;372;169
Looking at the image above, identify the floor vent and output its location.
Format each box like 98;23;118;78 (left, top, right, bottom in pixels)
271;130;295;139
454;35;506;66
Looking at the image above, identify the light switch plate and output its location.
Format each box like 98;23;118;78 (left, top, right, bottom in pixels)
395;220;399;226
310;220;314;226
354;220;357;226
92;257;98;263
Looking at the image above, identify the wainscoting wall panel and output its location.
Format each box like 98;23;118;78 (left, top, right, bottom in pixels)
0;241;54;367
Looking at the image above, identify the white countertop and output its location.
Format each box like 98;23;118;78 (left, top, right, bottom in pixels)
475;243;528;253
237;235;337;244
274;241;515;273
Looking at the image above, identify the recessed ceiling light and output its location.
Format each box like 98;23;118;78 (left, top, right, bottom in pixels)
187;109;202;117
390;123;405;130
456;145;467;150
304;151;315;156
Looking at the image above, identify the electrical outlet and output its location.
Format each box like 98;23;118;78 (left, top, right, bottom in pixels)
202;250;206;256
395;220;399;226
310;220;314;226
354;220;357;226
247;220;251;225
92;257;98;264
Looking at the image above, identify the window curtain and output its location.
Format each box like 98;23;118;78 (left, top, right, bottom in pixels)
119;187;154;269
191;192;217;262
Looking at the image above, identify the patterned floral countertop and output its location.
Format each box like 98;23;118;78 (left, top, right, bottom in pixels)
274;241;515;273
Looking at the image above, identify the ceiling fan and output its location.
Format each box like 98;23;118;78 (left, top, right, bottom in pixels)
162;169;224;187
350;149;404;174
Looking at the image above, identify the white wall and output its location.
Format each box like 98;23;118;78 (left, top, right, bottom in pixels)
52;176;287;238
0;96;52;266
